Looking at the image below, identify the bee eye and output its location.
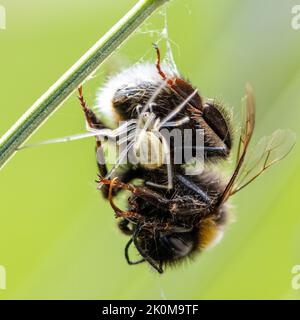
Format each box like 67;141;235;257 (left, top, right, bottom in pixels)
202;102;232;149
159;233;194;259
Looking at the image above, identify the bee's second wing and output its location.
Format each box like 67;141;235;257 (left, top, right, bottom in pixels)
230;129;296;195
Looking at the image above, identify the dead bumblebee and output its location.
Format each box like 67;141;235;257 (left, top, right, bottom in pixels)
78;47;295;273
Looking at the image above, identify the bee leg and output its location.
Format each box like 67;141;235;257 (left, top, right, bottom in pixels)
98;166;144;199
176;174;210;204
106;178;145;220
95;139;112;198
153;43;167;80
101;178;178;213
124;226;162;272
133;235;164;274
125;237;145;265
77;86;144;201
78;85;107;130
101;177;210;216
77;85;112;197
78;84;112;197
80;80;142;199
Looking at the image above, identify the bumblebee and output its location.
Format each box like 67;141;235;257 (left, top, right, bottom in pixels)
78;48;295;273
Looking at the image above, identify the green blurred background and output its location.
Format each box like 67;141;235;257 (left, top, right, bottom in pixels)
1;0;300;300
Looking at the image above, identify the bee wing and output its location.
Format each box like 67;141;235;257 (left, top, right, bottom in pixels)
237;84;256;162
218;84;256;204
219;86;296;205
230;129;296;196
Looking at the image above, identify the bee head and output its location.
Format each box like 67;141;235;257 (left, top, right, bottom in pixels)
155;231;195;261
133;215;225;272
135;228;197;270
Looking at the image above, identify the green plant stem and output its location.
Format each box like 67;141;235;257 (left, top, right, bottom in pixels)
0;0;169;170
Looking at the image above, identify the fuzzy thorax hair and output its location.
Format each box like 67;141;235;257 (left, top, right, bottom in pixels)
95;63;175;127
